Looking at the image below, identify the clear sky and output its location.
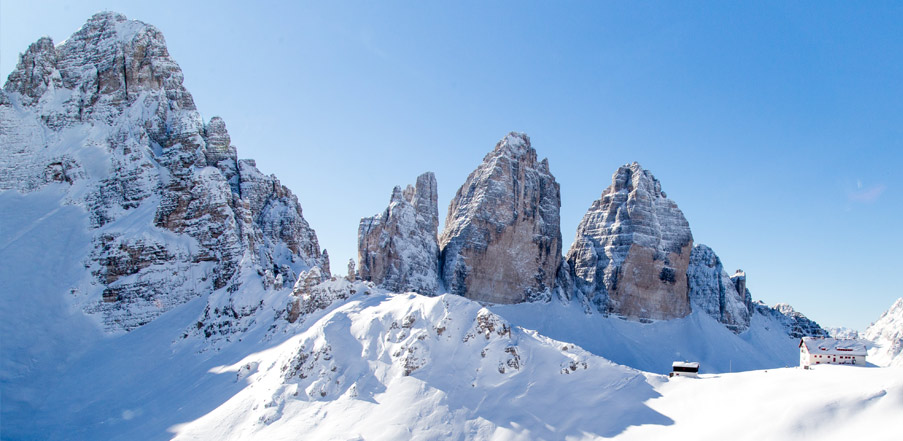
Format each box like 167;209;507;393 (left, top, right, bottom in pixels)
3;1;901;331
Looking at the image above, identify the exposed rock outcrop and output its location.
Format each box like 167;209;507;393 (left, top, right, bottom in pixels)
566;163;693;320
284;267;376;324
687;244;752;332
439;133;562;303
730;270;748;302
0;13;327;332
755;302;828;339
358;172;440;295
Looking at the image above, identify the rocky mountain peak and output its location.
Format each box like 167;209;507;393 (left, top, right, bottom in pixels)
5;11;194;132
439;132;561;304
1;13;326;332
390;185;405;203
566;162;693;319
687;244;752;332
487;131;532;158
86;11;129;24
203;116;238;174
205;116;231;149
481;132;554;178
411;171;439;232
358;172;440;295
755;302;827;339
611;162;667;198
4;37;59;104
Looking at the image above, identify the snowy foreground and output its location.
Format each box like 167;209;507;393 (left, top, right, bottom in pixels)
622;366;902;441
2;188;902;440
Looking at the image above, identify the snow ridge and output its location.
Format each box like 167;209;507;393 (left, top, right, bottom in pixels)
173;293;666;440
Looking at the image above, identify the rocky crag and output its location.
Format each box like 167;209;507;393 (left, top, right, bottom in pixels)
565;162;693;320
357;172;440;295
558;162;825;338
439;133;562;304
352;141;826;340
754;302;828;339
686;245;753;332
0;13;328;332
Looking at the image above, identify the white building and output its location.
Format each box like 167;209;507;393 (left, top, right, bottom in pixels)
799;337;866;368
670;361;700;378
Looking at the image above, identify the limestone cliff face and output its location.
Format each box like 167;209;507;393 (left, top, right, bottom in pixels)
439;133;562;303
566;163;692;320
687;244;752;332
358;172;440;295
0;13;327;331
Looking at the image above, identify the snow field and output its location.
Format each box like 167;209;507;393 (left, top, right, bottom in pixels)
622;365;903;441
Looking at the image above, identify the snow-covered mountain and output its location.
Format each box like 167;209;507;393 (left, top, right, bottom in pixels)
826;326;860;340
5;12;893;441
0;12;328;334
864;298;903;367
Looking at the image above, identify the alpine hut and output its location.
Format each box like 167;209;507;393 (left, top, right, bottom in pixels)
799;337;866;368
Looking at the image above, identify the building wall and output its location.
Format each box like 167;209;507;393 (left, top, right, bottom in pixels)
801;348;865;367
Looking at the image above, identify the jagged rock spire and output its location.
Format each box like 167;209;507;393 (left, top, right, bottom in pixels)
439;132;562;303
687;244;752;332
566;162;693;319
358;172;440;295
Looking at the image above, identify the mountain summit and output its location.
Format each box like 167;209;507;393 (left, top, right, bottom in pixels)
439;132;562;303
566;162;694;319
1;12;328;331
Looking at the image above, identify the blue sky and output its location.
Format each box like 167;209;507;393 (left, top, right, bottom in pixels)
3;1;901;331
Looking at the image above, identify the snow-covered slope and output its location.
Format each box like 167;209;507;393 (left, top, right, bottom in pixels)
620;365;903;441
0;188;103;429
172;293;668;440
492;300;807;374
864;298;903;367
